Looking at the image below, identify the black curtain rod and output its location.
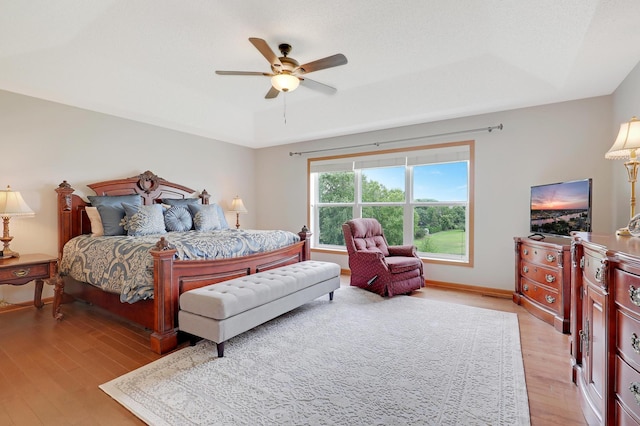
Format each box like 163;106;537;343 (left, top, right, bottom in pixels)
289;124;503;157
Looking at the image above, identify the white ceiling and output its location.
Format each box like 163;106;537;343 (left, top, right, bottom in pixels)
2;1;640;149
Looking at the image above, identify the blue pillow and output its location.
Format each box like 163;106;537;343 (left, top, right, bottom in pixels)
122;203;166;236
88;195;142;236
212;203;230;230
164;206;193;232
188;204;223;231
161;198;201;206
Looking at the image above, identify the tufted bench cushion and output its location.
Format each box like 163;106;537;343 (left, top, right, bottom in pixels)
180;261;340;320
178;260;341;357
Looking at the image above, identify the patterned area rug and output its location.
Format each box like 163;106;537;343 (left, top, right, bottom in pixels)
100;287;530;425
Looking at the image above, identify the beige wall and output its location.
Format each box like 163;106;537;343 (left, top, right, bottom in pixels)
611;61;640;230
0;89;255;304
4;60;639;303
255;96;614;292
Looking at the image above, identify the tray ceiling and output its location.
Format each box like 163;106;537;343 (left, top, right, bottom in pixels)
2;1;640;148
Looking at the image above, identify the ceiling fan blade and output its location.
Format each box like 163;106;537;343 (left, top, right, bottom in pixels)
249;37;283;69
297;54;347;74
299;77;337;95
215;71;273;76
265;86;280;99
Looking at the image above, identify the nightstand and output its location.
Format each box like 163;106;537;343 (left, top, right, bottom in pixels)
0;254;57;308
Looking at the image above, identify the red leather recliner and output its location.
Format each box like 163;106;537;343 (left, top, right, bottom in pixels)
342;218;424;297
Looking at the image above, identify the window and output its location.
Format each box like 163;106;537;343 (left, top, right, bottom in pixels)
308;141;473;264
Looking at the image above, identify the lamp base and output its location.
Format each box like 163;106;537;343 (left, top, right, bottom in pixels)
0;233;19;258
0;248;19;258
617;227;633;237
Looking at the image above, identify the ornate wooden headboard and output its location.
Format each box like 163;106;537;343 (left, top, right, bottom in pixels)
55;170;210;259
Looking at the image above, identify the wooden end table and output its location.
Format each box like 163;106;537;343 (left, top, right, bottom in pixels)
0;253;57;308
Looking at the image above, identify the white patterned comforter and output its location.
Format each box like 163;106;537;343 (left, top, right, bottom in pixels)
59;229;300;303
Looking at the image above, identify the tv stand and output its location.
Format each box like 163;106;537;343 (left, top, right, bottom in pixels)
513;236;571;333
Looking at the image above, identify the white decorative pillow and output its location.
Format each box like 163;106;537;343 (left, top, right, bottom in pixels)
122;203;167;236
188;204;222;231
85;206;104;237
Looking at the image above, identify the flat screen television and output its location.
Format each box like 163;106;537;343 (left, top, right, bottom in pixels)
530;178;592;237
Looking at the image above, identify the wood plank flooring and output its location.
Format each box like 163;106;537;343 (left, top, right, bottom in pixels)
0;279;586;425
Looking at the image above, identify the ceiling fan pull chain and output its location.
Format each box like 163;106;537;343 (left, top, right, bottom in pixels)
283;93;287;125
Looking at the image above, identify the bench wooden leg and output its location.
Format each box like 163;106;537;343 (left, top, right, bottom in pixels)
217;342;225;358
329;291;334;301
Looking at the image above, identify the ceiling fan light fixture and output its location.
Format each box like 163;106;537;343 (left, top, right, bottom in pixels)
271;73;300;92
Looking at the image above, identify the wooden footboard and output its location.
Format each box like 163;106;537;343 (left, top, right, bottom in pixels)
53;171;310;354
149;235;309;353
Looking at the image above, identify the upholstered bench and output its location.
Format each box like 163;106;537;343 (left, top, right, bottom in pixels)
178;260;341;357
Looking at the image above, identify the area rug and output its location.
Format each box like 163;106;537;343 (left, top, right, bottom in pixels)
100;287;530;425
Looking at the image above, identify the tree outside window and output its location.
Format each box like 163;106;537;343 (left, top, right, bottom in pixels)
309;142;473;264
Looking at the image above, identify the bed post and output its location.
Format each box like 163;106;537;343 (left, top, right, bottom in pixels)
298;226;312;261
149;238;179;354
55;181;75;261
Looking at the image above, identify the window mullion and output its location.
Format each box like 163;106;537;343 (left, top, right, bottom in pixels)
354;169;362;218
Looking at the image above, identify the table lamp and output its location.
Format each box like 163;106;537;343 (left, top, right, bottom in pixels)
229;196;248;229
0;185;35;258
606;116;640;235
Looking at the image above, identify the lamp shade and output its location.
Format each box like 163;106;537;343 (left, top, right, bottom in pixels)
271;73;300;92
229;196;248;213
0;186;34;217
605;117;640;159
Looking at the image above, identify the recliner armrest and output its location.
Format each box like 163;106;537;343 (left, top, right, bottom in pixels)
352;251;386;261
388;245;418;257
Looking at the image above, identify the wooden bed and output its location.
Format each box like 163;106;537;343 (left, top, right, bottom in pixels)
53;170;309;354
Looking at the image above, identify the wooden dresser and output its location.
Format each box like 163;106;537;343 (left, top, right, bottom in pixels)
513;236;572;333
571;232;640;425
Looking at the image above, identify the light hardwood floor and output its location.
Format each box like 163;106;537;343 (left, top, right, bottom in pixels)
0;279;586;425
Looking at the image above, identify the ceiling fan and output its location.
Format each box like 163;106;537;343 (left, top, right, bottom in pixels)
215;37;348;99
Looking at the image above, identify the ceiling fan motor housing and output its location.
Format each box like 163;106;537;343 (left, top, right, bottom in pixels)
273;56;299;75
215;37;347;99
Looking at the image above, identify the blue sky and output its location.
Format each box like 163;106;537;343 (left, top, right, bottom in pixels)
363;162;468;201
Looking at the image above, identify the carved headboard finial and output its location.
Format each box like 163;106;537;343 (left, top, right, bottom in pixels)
58;180;72;190
200;189;211;204
134;170;164;194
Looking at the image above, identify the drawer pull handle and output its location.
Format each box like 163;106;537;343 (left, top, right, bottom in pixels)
12;268;30;278
595;267;603;283
523;266;529;274
545;295;556;304
630;286;640;307
632;333;640;354
523;248;528;255
630;382;640;406
546;254;556;262
545;274;556;283
523;284;529;291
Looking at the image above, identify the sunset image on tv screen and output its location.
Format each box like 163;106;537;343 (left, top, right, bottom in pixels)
530;179;591;236
531;180;590;211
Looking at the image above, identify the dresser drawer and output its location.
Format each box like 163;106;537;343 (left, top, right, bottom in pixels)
616;399;640;426
616;355;640;422
520;276;560;312
520;261;560;290
616;268;640;316
582;250;606;287
520;245;559;267
617;309;640;372
0;263;49;282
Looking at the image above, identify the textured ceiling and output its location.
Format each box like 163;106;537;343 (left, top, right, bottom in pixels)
2;1;640;148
